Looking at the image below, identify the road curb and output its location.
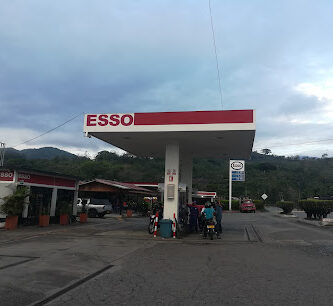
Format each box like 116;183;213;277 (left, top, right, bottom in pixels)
271;212;332;227
297;218;333;227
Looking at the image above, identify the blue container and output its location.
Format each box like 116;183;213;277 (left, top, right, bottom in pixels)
159;219;173;238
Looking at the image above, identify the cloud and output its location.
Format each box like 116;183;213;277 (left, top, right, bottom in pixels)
0;0;333;157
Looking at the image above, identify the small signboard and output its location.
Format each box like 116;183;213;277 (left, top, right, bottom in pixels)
261;193;268;200
229;160;246;211
230;160;245;182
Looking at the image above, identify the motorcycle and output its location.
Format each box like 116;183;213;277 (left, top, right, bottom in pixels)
148;209;163;234
205;219;216;240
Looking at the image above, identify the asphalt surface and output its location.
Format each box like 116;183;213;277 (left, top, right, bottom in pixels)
0;211;333;306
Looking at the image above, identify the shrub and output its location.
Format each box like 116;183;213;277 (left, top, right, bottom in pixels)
220;200;239;210
57;201;72;215
0;186;29;216
299;200;333;220
253;200;265;210
137;201;149;215
276;201;295;214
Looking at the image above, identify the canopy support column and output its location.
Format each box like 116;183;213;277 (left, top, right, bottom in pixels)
180;154;193;204
163;143;179;220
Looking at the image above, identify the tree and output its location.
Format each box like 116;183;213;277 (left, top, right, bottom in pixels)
261;148;272;155
321;153;328;159
0;186;29;216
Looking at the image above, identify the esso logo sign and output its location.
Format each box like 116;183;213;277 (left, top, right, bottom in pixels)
86;114;134;127
18;174;31;180
0;172;13;178
231;161;244;171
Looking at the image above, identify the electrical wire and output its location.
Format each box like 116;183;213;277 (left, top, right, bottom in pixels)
11;112;84;148
253;137;333;152
208;0;223;109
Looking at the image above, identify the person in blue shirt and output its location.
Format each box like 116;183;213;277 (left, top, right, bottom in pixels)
203;202;215;220
202;202;215;238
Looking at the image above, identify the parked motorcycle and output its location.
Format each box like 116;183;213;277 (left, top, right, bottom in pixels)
205;219;216;240
148;209;163;234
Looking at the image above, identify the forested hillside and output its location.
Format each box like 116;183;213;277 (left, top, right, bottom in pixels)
3;149;333;203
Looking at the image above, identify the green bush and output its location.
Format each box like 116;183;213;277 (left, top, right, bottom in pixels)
299;200;333;219
57;201;72;215
220;200;239;210
137;201;149;215
276;201;295;214
0;186;29;216
253;200;265;210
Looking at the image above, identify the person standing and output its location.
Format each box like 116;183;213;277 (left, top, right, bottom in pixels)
188;204;199;233
215;201;223;238
202;202;215;238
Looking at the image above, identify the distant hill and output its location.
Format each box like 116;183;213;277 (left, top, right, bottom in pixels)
3;147;332;203
5;147;76;160
4;148;25;159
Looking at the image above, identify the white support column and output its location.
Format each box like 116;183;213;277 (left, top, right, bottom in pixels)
22;186;30;218
73;183;79;215
180;154;193;204
229;160;232;211
163;143;180;220
50;187;58;217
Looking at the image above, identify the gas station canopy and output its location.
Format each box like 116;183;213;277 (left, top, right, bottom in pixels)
84;109;256;219
84;110;255;159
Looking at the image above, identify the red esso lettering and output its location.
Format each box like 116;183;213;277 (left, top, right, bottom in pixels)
89;114;134;126
109;114;133;126
121;114;133;126
98;114;108;126
109;114;120;126
86;115;97;126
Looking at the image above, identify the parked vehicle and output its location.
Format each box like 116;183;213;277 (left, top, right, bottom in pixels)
148;208;163;234
77;198;112;218
205;219;216;240
240;200;256;213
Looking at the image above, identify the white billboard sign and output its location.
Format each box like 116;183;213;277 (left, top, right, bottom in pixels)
230;160;245;172
229;160;245;210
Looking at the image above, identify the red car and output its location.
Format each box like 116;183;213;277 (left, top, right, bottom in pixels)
240;200;256;213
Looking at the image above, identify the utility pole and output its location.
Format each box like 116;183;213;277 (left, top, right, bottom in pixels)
0;142;5;167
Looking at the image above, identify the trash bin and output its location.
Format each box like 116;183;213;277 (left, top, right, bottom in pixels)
159;219;173;238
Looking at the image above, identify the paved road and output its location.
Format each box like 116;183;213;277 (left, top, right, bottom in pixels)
1;212;333;305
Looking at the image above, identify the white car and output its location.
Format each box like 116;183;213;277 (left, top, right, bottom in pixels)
77;198;113;218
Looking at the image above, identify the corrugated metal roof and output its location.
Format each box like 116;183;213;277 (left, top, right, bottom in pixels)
79;179;154;194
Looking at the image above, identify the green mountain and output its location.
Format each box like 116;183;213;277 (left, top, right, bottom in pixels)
2;148;333;203
5;147;76;160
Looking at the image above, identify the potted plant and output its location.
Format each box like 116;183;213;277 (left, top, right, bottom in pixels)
126;201;134;217
58;201;71;225
80;201;88;223
0;186;29;230
39;205;50;227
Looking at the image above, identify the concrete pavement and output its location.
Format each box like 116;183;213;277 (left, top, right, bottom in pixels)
0;212;333;305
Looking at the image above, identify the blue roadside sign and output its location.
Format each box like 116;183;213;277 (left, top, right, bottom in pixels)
232;170;245;181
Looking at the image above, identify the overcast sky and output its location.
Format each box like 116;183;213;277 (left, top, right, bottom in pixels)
1;0;332;157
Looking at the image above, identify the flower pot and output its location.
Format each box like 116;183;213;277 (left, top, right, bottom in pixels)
126;209;133;217
80;213;88;223
5;215;18;230
39;215;50;227
60;214;69;225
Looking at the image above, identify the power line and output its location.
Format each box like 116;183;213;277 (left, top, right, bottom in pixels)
11;112;84;148
208;0;223;109
254;137;333;151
